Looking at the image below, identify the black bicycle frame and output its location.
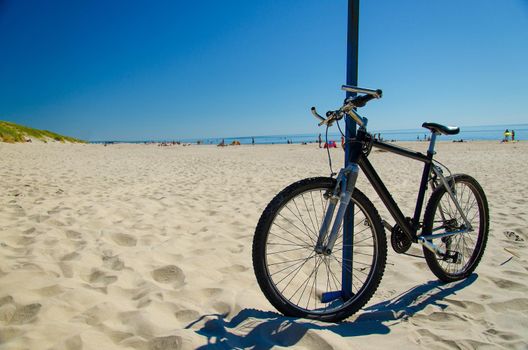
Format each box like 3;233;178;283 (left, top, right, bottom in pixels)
348;131;434;243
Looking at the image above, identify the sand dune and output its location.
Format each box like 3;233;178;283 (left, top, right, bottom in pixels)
1;141;527;349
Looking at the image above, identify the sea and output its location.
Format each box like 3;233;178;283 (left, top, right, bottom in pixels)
91;123;528;145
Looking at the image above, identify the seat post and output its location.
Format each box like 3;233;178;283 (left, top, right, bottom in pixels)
427;132;438;156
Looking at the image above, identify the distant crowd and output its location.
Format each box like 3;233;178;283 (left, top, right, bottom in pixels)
100;129;520;148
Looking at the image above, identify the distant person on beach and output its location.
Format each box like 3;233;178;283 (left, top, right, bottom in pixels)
318;133;322;148
252;137;255;145
503;129;511;142
512;130;515;141
341;136;345;149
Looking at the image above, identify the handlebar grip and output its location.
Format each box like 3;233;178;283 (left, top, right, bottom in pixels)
351;94;376;107
311;107;325;123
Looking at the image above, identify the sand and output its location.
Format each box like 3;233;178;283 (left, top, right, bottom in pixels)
0;141;527;349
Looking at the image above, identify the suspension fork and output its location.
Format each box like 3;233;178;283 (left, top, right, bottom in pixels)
314;163;360;255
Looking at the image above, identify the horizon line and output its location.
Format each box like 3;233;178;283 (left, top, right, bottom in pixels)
88;122;528;143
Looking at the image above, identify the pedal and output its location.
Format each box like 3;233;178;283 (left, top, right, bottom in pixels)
442;250;461;264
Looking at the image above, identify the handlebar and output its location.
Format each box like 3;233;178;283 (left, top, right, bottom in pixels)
348;94;376;108
341;85;382;98
311;85;382;128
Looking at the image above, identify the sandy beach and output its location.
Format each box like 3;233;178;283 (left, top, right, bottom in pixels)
1;141;527;349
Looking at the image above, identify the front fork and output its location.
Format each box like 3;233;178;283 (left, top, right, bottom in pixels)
314;163;360;255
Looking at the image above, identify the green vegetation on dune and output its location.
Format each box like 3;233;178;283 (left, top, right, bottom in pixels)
0;121;85;143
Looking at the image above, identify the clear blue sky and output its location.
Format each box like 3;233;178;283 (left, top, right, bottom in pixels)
1;0;527;141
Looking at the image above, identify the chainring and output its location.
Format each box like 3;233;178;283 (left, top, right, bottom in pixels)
391;224;412;254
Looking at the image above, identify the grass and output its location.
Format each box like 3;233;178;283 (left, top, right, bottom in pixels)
0;120;86;143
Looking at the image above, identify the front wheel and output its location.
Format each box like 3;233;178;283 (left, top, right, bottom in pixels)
252;177;387;322
422;174;489;282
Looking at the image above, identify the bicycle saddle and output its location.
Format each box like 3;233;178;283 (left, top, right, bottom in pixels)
422;122;460;135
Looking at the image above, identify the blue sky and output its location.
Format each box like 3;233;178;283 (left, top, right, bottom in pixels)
1;0;527;141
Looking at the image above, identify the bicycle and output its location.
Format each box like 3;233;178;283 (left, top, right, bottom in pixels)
252;85;489;322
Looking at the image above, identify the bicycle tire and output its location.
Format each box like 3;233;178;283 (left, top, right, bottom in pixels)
252;177;387;322
422;174;489;282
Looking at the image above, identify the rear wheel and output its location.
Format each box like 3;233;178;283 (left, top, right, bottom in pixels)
252;177;387;322
422;174;489;282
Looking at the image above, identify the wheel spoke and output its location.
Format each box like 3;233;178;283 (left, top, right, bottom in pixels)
277;211;316;245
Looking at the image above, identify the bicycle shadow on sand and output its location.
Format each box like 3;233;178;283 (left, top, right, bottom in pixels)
185;274;477;349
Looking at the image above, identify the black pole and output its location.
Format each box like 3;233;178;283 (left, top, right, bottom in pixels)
342;0;359;300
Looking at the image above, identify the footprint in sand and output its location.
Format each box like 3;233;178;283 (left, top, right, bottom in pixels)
16;236;35;246
82;269;118;286
147;335;183;350
228;244;244;254
0;296;16;324
72;303;115;326
136;297;152;309
489;276;526;292
211;301;231;314
201;288;224;298
23;227;36;235
0;296;14;307
174;309;200;323
35;284;66;297
61;251;80;261
102;255;125;271
65;230;83;240
151;265;185;287
59;262;74;278
9;303;42;325
63;335;83;350
111;233;137;247
219;264;248;273
131;288;151;301
0;304;16;324
504;231;524;242
484;328;522;342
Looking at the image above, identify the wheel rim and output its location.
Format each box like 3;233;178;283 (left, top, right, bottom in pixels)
263;187;379;315
431;180;484;276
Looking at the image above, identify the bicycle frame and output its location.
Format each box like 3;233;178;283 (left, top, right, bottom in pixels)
360;136;433;243
319;128;472;258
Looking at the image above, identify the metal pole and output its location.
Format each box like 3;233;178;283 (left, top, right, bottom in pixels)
342;0;359;300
